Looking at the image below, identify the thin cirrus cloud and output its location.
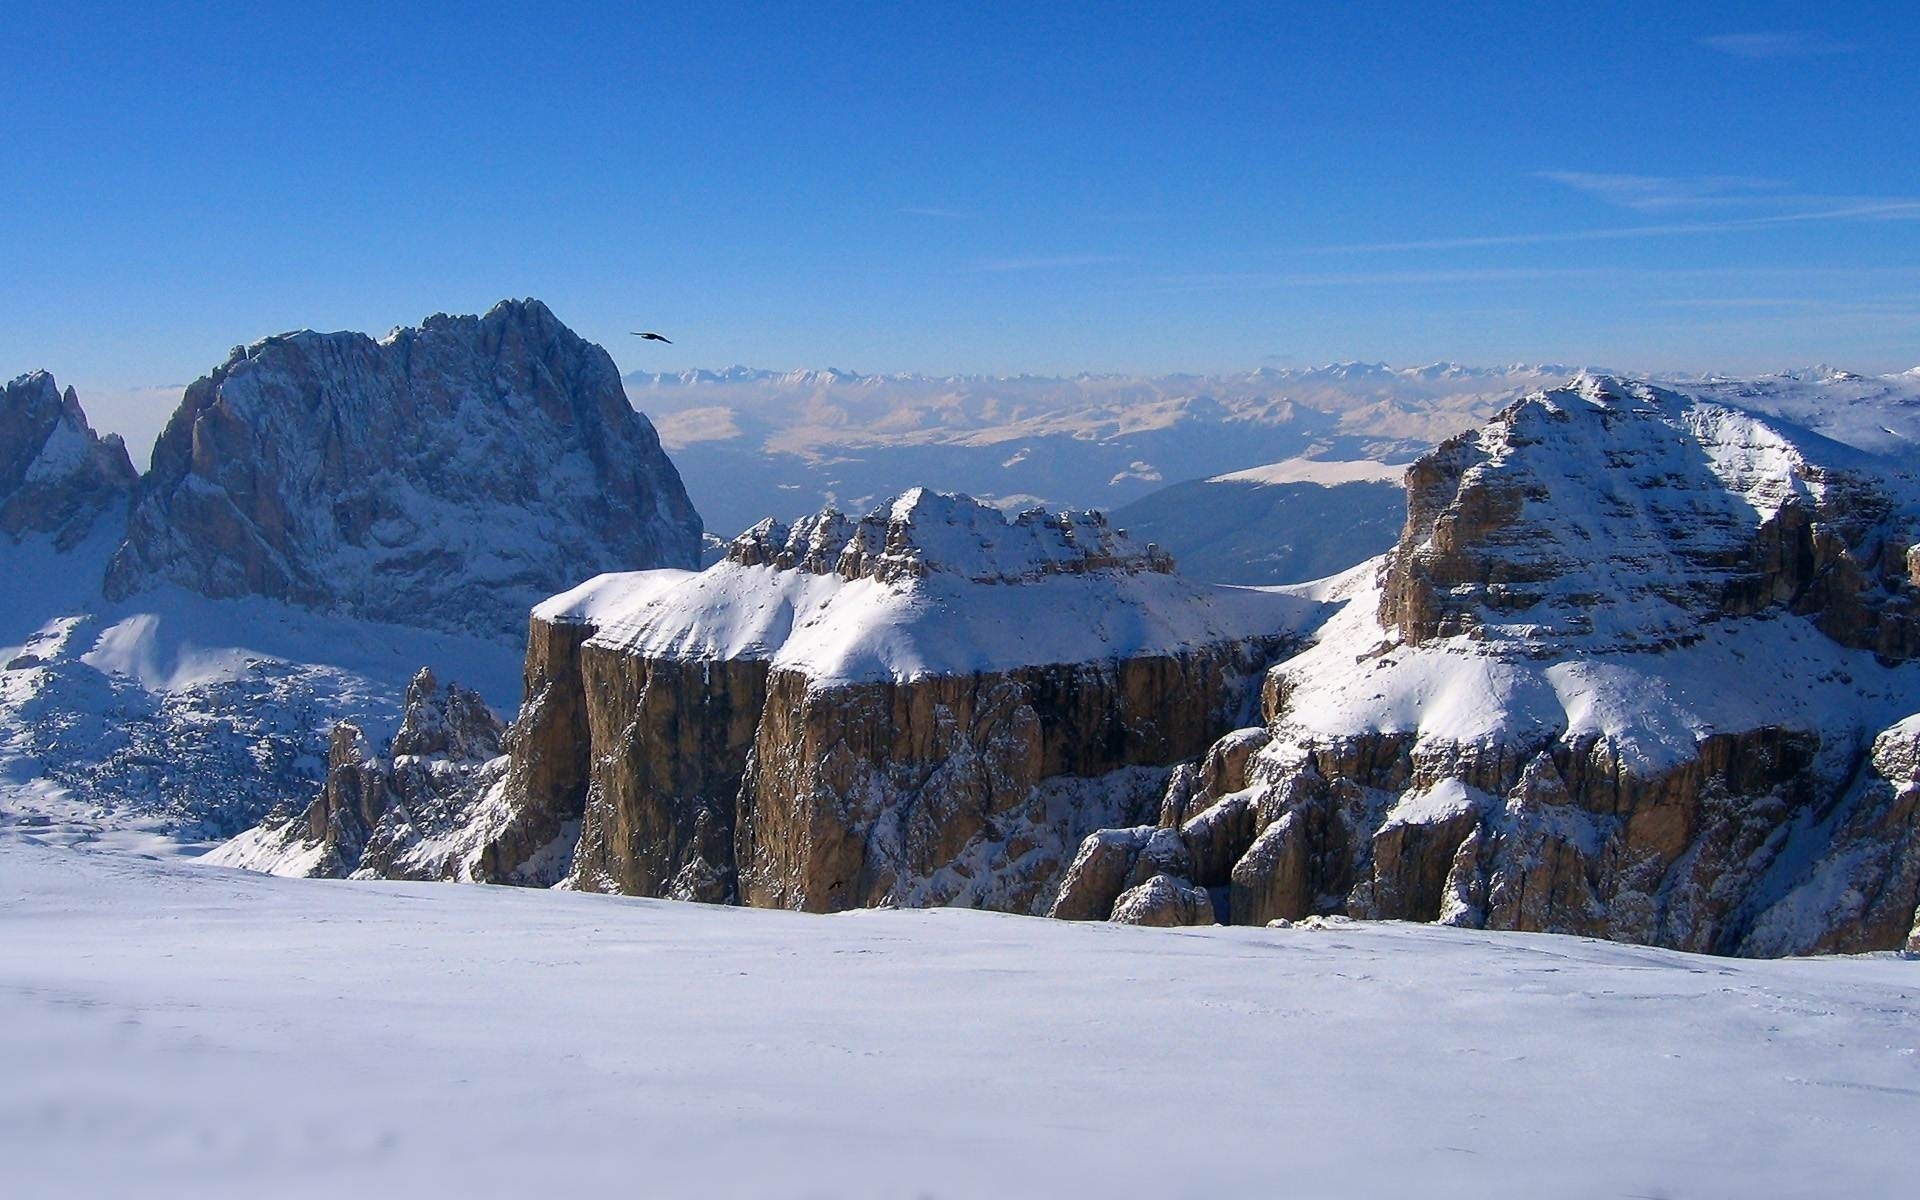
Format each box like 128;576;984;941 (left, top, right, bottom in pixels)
1314;197;1920;254
1534;172;1788;210
1155;264;1920;292
1699;32;1862;59
973;254;1130;272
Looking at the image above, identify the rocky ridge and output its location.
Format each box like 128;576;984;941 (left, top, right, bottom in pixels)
104;298;701;638
1054;376;1920;953
0;371;136;550
209;668;510;879
1;302;698;844
228;491;1321;914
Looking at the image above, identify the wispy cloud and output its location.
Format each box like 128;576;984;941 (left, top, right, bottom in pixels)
1154;265;1920;292
1650;293;1920;315
974;254;1129;272
1162;267;1614;289
1313;200;1920;254
1700;32;1862;59
900;205;973;220
1535;172;1786;211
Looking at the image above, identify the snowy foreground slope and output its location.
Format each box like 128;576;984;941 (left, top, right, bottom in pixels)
3;836;1917;1199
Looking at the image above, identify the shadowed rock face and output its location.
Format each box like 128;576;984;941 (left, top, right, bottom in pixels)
0;372;136;549
104;299;701;637
730;642;1283;913
1059;377;1920;955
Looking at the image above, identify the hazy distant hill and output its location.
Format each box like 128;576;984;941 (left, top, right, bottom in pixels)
625;362;1574;537
1111;458;1408;585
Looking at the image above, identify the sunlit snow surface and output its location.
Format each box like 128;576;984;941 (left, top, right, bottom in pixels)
0;520;522;845
2;837;1916;1199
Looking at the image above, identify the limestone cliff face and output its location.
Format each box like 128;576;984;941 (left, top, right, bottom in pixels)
467;614;597;886
1059;377;1920;955
0;371;136;549
733;641;1281;913
105;300;701;637
271;491;1313;913
566;651;769;902
541;493;1307;912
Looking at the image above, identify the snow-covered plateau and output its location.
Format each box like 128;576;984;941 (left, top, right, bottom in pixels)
2;837;1916;1199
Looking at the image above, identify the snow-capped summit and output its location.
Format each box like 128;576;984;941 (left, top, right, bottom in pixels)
1058;375;1920;954
0;371;136;550
555;490;1297;688
103;299;702;637
726;487;1174;585
1386;374;1918;656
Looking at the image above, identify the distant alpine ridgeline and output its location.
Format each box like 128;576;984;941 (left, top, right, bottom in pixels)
625;361;1578;540
625;359;1920;587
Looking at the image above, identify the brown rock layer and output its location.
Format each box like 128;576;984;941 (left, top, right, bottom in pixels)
731;643;1281;912
472;615;598;885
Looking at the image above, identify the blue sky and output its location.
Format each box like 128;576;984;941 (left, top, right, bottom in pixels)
3;1;1917;443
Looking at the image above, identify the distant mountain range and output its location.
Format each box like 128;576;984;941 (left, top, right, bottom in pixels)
624;360;1920;572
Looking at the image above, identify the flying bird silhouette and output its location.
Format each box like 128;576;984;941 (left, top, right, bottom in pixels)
631;331;673;343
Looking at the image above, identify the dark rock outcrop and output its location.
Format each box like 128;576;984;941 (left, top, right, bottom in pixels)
207;668;507;880
105;299;701;637
0;371;136;549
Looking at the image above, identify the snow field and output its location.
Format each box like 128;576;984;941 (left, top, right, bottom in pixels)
2;838;1916;1199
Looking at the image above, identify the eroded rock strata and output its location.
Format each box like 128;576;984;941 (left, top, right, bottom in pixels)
105;299;701;637
228;491;1314;914
1060;376;1920;953
553;491;1310;912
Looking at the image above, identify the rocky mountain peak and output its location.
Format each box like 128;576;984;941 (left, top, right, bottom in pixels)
1381;377;1920;656
724;488;1175;584
0;370;137;549
102;300;702;637
391;667;506;761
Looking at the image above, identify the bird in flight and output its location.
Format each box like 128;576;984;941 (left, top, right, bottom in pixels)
631;331;673;343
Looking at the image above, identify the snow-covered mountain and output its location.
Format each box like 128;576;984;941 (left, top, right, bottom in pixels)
0;371;136;549
211;372;1920;953
0;303;700;845
1057;376;1920;953
109;299;701;638
220;490;1325;910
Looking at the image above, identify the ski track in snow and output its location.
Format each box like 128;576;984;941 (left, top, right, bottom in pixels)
1;836;1916;1199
